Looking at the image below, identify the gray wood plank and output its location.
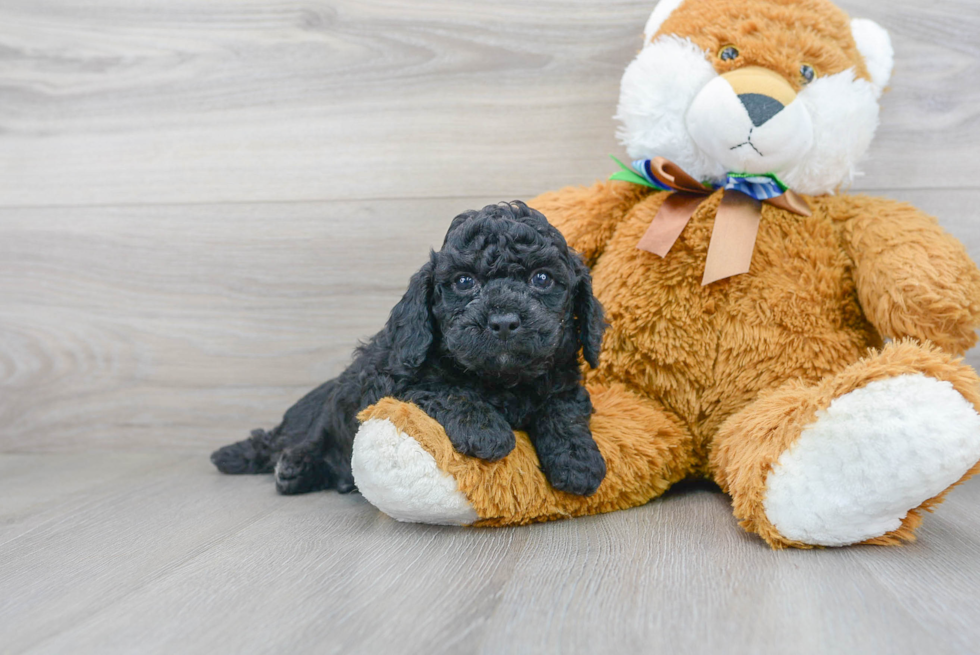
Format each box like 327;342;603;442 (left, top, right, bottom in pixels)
0;197;494;451
0;0;977;207
0;454;297;653
1;454;977;655
0;452;185;545
4;191;980;452
2;1;980;653
481;481;980;655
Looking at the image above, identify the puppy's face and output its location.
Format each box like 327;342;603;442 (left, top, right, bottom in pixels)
429;206;592;382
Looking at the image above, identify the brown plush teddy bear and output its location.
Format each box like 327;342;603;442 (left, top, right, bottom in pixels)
349;0;980;548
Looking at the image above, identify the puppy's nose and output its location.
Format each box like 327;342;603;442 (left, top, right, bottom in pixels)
488;313;521;340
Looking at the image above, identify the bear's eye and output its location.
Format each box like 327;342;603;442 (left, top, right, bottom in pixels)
719;45;739;61
453;274;477;291
530;271;553;289
801;64;816;85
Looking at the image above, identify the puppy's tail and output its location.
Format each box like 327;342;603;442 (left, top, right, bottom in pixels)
210;428;278;475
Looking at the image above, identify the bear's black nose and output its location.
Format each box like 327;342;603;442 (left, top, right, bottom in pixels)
488;313;521;340
739;93;785;127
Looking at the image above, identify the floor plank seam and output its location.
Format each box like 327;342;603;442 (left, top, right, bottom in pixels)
13;502;285;655
1;188;977;213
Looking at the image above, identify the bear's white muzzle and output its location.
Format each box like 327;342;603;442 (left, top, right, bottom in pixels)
686;67;814;177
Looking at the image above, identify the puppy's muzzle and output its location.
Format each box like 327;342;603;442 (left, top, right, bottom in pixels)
488;312;521;340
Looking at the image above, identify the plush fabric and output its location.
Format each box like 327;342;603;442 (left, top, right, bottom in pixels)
352;417;479;526
351;0;980;548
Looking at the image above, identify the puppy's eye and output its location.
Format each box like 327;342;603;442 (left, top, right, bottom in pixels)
453;274;477;291
719;45;739;61
530;271;553;289
801;64;816;85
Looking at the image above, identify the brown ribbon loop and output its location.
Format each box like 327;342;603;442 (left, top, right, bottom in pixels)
635;157;713;257
634;158;811;285
651;157;709;194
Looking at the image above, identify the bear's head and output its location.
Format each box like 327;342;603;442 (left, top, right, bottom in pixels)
615;0;894;195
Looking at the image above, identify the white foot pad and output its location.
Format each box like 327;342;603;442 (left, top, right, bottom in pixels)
351;418;478;526
764;374;980;546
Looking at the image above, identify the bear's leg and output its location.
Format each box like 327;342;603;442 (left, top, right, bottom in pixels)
351;382;694;526
710;340;980;549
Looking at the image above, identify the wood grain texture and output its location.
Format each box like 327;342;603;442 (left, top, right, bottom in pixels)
0;0;978;207
0;454;978;655
2;0;980;653
0;197;500;451
4;190;980;452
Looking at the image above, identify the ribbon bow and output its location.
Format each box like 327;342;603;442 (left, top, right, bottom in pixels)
611;157;811;286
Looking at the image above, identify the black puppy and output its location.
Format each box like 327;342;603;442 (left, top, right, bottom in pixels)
211;201;607;496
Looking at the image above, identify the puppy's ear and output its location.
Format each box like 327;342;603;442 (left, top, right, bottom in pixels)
572;256;605;369
382;257;435;376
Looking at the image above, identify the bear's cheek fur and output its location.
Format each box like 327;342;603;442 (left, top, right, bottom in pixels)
585;192;881;442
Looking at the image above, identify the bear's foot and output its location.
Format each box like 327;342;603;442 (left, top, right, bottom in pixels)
765;373;980;546
713;341;980;548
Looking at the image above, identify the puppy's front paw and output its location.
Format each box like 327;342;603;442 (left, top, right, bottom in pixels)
539;439;606;497
443;409;516;462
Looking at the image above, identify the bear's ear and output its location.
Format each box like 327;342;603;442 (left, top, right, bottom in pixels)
851;18;894;95
643;0;687;45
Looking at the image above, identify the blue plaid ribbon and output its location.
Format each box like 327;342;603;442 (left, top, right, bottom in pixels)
722;173;788;201
628;158;789;202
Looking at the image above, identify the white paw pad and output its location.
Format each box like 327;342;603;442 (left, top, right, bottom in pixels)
764;374;980;546
351;418;478;526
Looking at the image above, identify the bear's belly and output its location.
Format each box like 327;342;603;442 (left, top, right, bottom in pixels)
588;192;881;445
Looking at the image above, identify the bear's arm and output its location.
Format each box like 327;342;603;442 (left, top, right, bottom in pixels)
530;180;649;266
838;196;980;355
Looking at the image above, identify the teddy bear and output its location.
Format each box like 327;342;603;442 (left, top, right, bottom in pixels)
348;0;980;548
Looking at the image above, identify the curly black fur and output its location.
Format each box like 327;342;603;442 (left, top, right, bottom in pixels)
211;201;607;496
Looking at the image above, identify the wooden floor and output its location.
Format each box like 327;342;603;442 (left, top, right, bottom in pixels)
3;454;980;655
2;1;980;653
